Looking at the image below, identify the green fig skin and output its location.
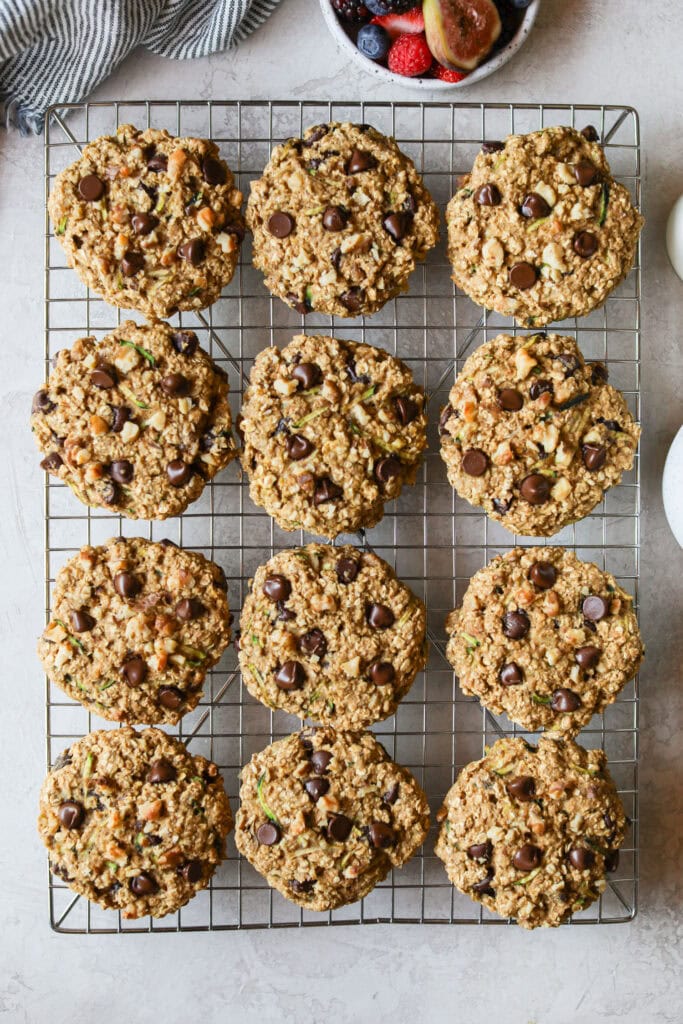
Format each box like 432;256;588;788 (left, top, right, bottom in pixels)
423;0;502;72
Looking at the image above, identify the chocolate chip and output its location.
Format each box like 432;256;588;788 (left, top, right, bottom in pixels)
202;156;227;185
90;366;117;389
131;212;158;236
345;358;370;385
166;460;192;487
573;160;598;186
303;124;329;146
322;205;348;232
291;362;321;391
502;610;530;640
129;872;158;896
158;686;184;710
175;597;204;621
171;330;198;356
528;561;557;589
513;844;542;872
286;434;314;461
374;456;402;486
382;211;411;243
336;557;358;584
327;814;353;842
509;262;537;290
346;149;375;174
146;758;177;783
604;849;619;873
506;776;536;802
466;840;492;862
161;373;190;397
109;460;133;485
499;662;523;686
274;660;305;691
492;497;512;515
573;231;599;258
289;879;315;894
267;211;295;238
582;443;607;471
182;860;203;884
568;847;595;870
263;574;291;603
582;595;609;621
575;645;601;670
383;782;400;805
114;572;141;598
77;175;104;201
339;287;363;312
110;406;130;433
520;192;551;219
277;602;295;622
297;629;327;658
101;480;118;504
461;448;489;477
471;872;495;895
481;141;504;153
474;183;501;206
368;821;394;849
394;395;418;424
120;656;147;686
519;473;550;505
69;609;95;633
310;750;332;775
313;477;342;504
330;246;342;272
304;777;329;801
147;153;168;172
177;239;206;265
121;251;144;277
529;378;553;401
368;661;395;686
497;388;523;412
58;800;84;829
256;822;281;846
551;688;582;712
581;125;600;142
366;603;395;629
32;389;54;414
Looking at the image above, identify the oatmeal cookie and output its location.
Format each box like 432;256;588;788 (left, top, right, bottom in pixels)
31;321;237;519
239;544;426;728
439;333;639;536
239;334;427;537
235;728;430;911
446;126;643;326
446;547;643;735
48;124;244;318
246;122;439;317
38;537;231;724
38;727;232;919
435;735;627;928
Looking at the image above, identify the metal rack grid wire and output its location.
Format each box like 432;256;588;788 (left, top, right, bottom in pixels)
43;100;641;932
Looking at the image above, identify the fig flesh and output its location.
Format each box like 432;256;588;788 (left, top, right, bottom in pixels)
423;0;502;71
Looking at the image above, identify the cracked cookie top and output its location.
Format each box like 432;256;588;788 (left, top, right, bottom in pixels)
246;122;440;317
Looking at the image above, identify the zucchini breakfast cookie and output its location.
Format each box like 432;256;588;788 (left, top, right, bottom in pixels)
435;735;627;929
446;548;643;735
446;126;643;326
31;321;237;519
48;124;244;318
246;121;439;317
38;537;231;724
439;333;639;536
235;728;430;911
38;727;232;919
239;334;427;537
239;544;426;728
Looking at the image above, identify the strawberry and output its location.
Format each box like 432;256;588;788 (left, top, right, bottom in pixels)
371;5;424;39
387;32;433;77
434;64;468;83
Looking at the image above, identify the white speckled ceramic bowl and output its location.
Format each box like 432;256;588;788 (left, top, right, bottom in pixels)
319;0;540;91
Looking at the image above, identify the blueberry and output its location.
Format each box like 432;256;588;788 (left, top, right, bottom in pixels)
365;0;416;15
357;23;390;61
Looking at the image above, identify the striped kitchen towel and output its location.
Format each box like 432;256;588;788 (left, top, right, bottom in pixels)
0;0;282;134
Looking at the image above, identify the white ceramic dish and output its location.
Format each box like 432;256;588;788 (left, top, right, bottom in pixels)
319;0;540;91
663;425;683;549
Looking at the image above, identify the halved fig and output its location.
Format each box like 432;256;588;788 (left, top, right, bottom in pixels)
423;0;502;71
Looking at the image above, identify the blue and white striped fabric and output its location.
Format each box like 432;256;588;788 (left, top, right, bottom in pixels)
0;0;282;134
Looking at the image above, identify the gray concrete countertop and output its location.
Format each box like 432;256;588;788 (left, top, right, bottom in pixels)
1;1;682;1020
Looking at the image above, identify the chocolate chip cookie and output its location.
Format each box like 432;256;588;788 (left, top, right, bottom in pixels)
48;124;244;318
439;333;639;536
435;735;627;928
32;321;237;520
239;544;426;728
234;728;430;911
446;126;643;326
239;334;427;537
38;727;232;919
38;537;231;724
246;122;440;317
446;547;643;735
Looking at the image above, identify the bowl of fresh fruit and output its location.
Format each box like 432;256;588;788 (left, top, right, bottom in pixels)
321;0;540;88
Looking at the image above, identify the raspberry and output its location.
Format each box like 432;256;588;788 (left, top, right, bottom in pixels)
331;0;369;21
387;32;433;77
434;64;468;83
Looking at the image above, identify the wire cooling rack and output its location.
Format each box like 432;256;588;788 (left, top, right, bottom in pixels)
43;100;641;932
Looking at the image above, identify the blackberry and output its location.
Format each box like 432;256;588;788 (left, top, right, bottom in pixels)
365;0;419;15
331;0;370;20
